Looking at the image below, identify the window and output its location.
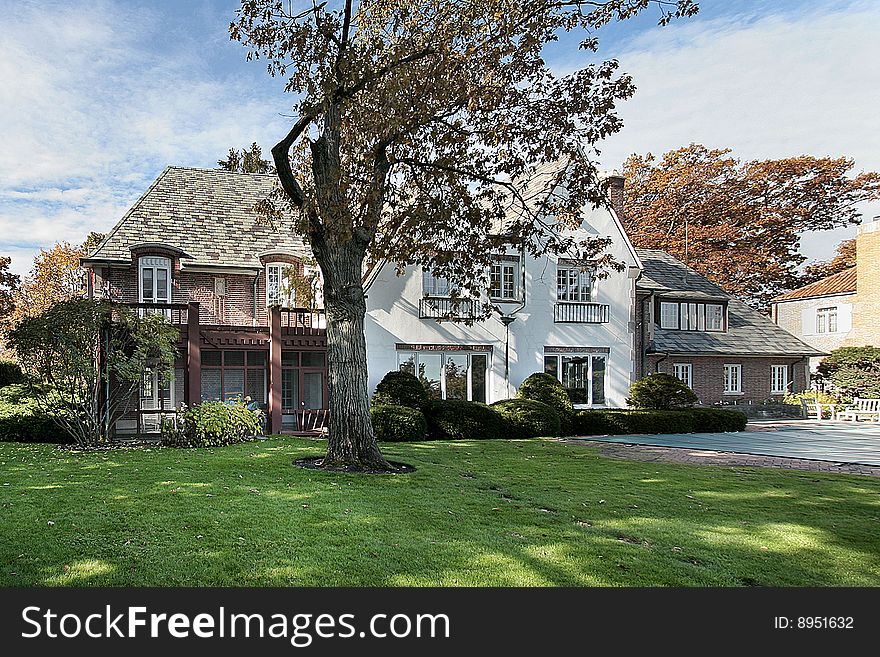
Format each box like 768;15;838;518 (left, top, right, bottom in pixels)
544;353;607;406
706;304;724;331
139;256;171;304
281;351;326;412
771;365;789;394
673;363;693;388
201;350;267;407
266;263;297;308
422;269;452;297
723;364;742;394
660;302;679;329
397;350;488;402
816;307;838;334
557;267;592;302
659;300;725;332
489;260;519;301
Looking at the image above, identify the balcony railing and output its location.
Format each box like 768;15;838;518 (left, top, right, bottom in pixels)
280;307;327;329
553;302;610;324
419;297;482;321
122;302;190;325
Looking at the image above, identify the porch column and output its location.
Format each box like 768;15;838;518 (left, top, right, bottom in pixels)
269;306;283;434
186;301;201;406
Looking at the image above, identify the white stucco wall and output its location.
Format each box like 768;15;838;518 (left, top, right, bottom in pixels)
363;205;641;407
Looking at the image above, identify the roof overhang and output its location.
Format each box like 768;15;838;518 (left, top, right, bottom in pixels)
771;290;857;304
655;290;729;302
179;262;262;275
129;242;194;258
80;257;130;268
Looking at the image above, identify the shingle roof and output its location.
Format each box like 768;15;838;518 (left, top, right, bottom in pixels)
85;167;308;268
636;248;823;357
771;267;857;302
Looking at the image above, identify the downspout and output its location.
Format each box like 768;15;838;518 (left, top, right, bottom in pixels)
252;273;259;327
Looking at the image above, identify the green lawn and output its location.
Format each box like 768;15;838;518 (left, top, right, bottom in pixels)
1;437;878;586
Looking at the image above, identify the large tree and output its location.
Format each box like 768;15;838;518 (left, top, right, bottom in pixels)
0;256;20;332
231;0;697;470
622;145;880;307
12;233;105;322
218;142;276;173
799;238;856;287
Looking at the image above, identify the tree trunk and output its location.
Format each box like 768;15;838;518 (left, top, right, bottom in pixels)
313;238;391;470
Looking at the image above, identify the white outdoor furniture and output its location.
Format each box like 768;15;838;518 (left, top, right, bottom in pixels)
837;398;880;423
800;400;840;420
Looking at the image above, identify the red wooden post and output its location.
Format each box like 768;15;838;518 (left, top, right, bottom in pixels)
186;301;201;405
268;306;283;434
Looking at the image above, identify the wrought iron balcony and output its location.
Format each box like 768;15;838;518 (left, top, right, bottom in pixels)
419;297;482;321
553;302;610;324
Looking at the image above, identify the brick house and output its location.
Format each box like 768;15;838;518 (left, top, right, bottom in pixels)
82;167;328;436
635;249;820;405
771;218;880;369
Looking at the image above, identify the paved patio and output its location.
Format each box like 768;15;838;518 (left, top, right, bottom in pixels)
568;420;880;472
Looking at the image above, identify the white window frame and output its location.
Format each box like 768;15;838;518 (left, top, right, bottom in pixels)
770;365;789;394
397;350;489;402
659;302;679;329
673;363;693;389
422;269;452;297
489;260;520;301
816;307;838;334
138;256;171;305
544;353;608;407
706;303;724;332
266;263;296;308
723;364;742;395
556;267;592;302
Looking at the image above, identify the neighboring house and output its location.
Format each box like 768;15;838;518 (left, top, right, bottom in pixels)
362;171;642;408
635;249;821;405
82;167;327;436
771;218;880;368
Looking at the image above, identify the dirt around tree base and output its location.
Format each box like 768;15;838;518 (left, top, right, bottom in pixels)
293;456;416;474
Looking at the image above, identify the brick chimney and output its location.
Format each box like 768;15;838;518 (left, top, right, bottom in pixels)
844;218;880;346
603;174;625;219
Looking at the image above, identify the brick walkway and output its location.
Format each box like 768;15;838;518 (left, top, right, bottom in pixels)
562;439;880;477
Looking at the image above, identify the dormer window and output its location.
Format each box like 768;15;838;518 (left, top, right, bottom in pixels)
139;256;171;305
266;263;296;308
657;299;726;332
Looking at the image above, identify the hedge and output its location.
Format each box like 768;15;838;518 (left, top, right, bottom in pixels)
370;404;428;442
371;370;429;409
423;399;507;440
161;401;264;447
491;399;561;438
573;408;747;436
627;373;698;409
0;359;24;388
0;384;67;443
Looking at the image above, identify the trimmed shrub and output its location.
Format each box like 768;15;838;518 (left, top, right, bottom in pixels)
573;408;746;436
0;384;67;443
491;399;562;438
817;346;880;399
372;370;430;409
423;399;506;440
161;401;264;447
0;358;24;388
371;404;428;442
517;373;573;413
627;373;698;409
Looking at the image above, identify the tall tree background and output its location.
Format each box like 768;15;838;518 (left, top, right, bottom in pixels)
799;238;856;287
0;256;20;334
621;144;880;307
231;0;698;470
218;142;276;173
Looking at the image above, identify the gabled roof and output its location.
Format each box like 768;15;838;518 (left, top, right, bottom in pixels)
636;248;823;357
84;167;308;269
771;267;857;302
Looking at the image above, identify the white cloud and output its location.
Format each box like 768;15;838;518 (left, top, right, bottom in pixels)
593;1;880;263
0;0;291;276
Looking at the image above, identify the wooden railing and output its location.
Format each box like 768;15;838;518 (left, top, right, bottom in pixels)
283;409;330;435
553;302;610;324
280;307;327;329
122;302;191;325
419;297;482;321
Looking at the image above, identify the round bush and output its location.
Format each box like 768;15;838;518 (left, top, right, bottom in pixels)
423;399;506;440
0;384;68;443
372;370;429;409
627;373;698;410
517;373;573;413
491;399;562;438
370;404;427;442
0;358;24;388
161;401;264;447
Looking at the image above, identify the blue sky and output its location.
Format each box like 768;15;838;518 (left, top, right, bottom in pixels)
2;0;878;276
